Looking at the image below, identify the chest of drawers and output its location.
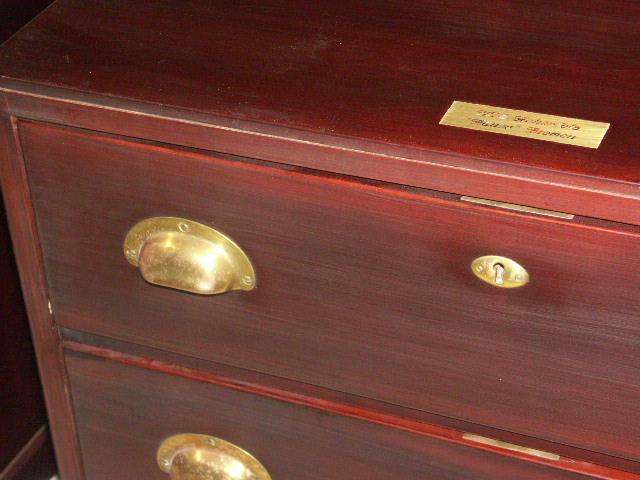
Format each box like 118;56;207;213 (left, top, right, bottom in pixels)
2;1;640;479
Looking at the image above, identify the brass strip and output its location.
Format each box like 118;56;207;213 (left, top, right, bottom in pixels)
461;196;574;219
462;433;561;461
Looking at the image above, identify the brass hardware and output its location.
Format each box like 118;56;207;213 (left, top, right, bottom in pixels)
462;433;560;460
124;217;256;295
472;256;529;288
440;101;609;148
158;434;271;480
460;196;574;220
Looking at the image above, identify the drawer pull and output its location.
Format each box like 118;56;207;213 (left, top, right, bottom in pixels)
472;256;529;288
158;434;271;480
124;217;256;295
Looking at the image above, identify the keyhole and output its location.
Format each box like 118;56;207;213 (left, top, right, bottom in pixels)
493;263;505;285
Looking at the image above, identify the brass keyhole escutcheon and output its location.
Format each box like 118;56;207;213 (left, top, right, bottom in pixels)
158;434;271;480
124;217;256;295
471;256;529;288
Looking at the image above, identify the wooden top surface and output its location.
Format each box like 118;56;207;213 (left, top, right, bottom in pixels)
1;0;639;186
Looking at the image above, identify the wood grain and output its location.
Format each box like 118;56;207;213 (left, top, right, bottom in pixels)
59;326;640;476
65;349;630;480
4;90;640;226
0;0;639;201
3;2;640;477
19;120;640;462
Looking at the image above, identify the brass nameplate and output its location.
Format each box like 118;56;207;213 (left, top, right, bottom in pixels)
440;101;609;148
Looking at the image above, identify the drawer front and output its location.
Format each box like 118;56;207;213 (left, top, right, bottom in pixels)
22;121;640;460
66;350;601;480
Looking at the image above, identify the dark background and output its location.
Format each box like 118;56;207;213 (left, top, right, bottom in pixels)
0;1;56;479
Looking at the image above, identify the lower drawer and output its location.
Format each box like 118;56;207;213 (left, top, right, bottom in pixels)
66;349;610;480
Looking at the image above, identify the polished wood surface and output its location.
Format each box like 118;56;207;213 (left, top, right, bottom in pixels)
20;120;640;462
0;0;639;223
2;2;640;479
60;327;640;476
66;349;624;480
6;90;640;227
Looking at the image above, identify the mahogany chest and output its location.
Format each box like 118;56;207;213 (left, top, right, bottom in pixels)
1;1;640;479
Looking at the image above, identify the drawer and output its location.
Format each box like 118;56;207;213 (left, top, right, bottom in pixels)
66;349;604;480
21;120;640;461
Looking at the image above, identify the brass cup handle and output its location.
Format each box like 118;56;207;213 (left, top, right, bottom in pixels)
124;217;256;295
158;434;271;480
